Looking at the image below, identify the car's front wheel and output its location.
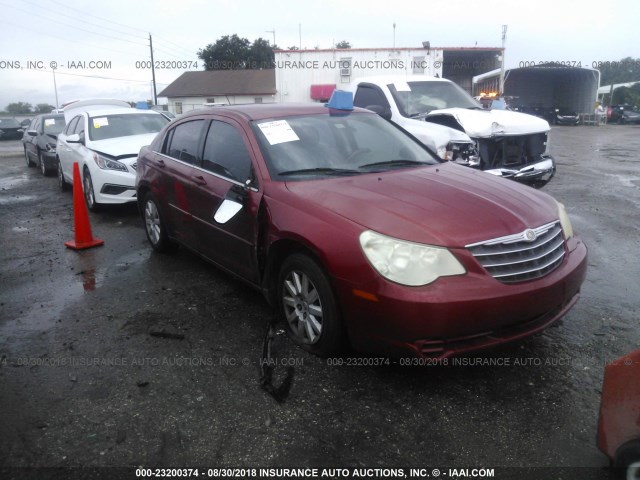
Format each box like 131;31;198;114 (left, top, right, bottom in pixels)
83;168;101;211
24;147;34;168
277;254;344;356
57;160;70;191
142;193;178;253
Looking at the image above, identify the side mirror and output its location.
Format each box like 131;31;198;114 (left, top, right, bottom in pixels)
67;133;84;143
365;104;392;121
27;130;37;137
213;184;247;224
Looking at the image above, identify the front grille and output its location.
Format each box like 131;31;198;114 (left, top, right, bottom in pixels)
466;222;565;284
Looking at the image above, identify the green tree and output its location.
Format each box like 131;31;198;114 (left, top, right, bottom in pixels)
598;56;640;86
35;103;55;114
248;37;275;68
335;40;351;49
6;102;32;114
198;34;251;70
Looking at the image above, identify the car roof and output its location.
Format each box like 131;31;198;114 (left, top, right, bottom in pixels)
353;74;452;85
177;103;373;122
81;108;164;118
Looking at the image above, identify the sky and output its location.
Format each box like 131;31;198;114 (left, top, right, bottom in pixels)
1;0;639;110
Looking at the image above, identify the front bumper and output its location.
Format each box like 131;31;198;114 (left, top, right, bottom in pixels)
484;156;556;188
90;165;137;205
336;237;587;359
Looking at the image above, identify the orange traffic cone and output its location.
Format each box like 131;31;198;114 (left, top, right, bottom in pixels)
65;162;104;250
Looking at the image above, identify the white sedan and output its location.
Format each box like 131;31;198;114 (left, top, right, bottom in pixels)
57;100;169;210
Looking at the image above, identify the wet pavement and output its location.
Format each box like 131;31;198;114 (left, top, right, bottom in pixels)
0;126;639;479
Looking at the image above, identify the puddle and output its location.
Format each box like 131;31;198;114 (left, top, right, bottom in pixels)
0;195;38;205
0;173;30;190
605;173;640;188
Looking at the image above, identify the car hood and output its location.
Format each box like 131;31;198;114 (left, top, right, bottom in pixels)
403;119;472;150
426;108;550;137
284;162;558;247
88;133;158;157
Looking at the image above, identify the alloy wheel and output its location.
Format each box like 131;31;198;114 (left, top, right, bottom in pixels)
282;270;323;344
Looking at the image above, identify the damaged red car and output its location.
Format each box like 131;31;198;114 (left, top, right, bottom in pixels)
135;97;587;358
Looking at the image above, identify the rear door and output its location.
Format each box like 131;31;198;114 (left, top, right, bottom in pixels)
57;114;82;182
156;119;207;248
188;118;262;283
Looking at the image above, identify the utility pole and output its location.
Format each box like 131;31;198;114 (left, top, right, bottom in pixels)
393;22;396;50
149;33;158;106
266;29;275;47
499;25;507;95
52;68;59;109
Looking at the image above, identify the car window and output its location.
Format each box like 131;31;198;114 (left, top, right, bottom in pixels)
354;85;390;110
0;118;21;128
32;117;41;132
165;120;204;165
72;115;85;135
42;116;65;135
202;121;253;182
253;112;439;181
88;113;168;141
64;115;80;135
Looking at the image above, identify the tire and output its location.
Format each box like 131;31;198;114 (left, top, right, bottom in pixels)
24;147;34;167
57;160;70;191
613;439;640;478
277;253;344;356
38;151;49;176
142;192;178;253
82;168;101;212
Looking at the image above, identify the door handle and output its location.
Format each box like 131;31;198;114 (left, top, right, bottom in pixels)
156;158;165;168
193;175;207;186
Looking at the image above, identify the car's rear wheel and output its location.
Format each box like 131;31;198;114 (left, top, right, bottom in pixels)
83;168;101;212
24;147;34;167
142;192;178;253
57;160;70;191
38;151;49;176
277;253;344;356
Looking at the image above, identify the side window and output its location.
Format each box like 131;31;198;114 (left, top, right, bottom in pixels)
72;115;84;135
354;85;390;110
166;120;204;165
65;116;79;135
32;118;41;133
202;121;253;183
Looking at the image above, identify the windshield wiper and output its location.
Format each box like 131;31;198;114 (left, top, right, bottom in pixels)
278;167;360;176
358;159;428;170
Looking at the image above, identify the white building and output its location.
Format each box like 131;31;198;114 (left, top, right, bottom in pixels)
158;70;276;114
275;46;502;103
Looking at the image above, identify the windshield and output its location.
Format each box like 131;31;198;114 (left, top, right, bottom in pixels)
88;113;168;141
0;118;21;128
388;81;481;117
42;116;65;135
252;112;440;181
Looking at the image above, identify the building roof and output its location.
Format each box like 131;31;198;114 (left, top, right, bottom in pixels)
158;70;276;98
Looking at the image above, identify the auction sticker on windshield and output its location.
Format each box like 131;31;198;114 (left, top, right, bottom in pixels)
93;117;109;128
257;120;299;145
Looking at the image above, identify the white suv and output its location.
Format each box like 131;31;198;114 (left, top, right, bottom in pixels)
347;75;556;188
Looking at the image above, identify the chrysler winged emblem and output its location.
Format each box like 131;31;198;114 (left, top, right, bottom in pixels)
523;229;537;242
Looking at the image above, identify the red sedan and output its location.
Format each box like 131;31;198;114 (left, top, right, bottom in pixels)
135;97;587;358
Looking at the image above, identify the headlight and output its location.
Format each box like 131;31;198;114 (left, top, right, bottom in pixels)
93;152;128;172
557;202;573;239
436;145;447;160
359;230;466;286
46;143;56;152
